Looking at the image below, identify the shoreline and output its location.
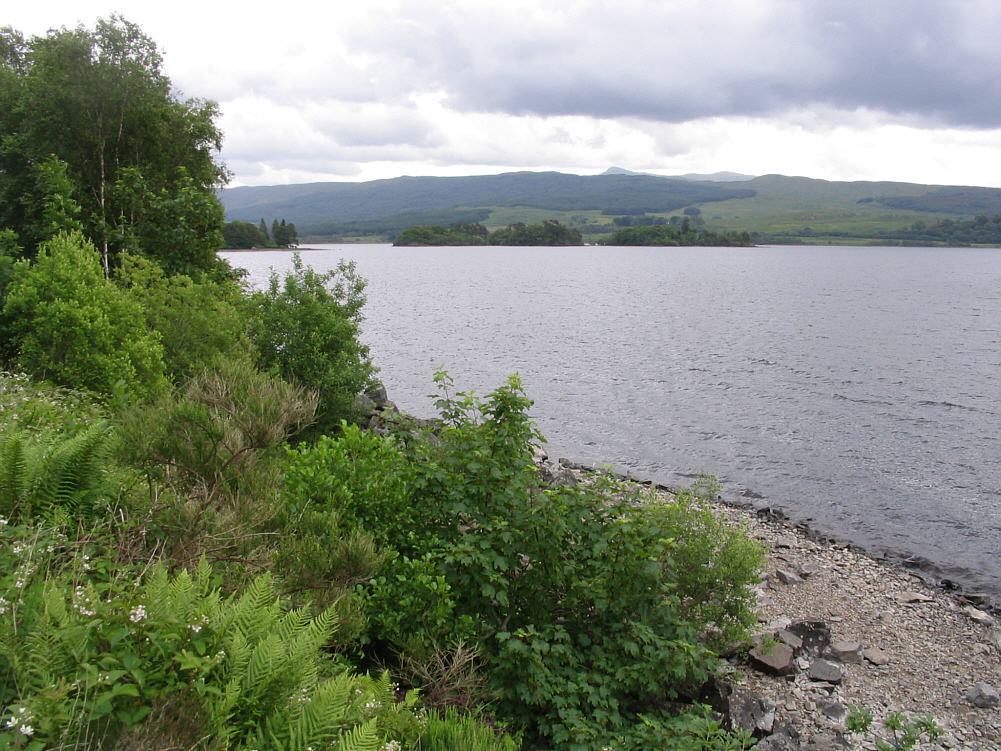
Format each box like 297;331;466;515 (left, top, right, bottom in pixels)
545;455;1001;749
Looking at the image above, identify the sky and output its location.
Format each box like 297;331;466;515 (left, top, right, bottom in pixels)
8;0;1001;187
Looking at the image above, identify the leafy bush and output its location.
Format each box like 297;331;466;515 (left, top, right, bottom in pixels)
249;253;374;438
284;372;763;750
115;253;253;383
1;232;166;398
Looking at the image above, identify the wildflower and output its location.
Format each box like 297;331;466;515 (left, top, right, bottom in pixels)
129;604;147;623
19;724;33;737
364;698;382;712
0;517;7;528
381;742;402;751
0;597;8;615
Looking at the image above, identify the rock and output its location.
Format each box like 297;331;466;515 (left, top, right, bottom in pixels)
749;642;796;676
796;656;811;670
807;658;845;684
774;534;799;548
363;381;390;408
765;616;794;632
798;562;820;578
895;591;933;604
826;640;864;664
821;701;849;724
862;647;891;666
965;682;1000;709
963;605;995;625
777;629;804;652
352;392;377;416
777;569;803;585
802;731;847;750
728;688;777;735
788;620;832;656
757;733;802;751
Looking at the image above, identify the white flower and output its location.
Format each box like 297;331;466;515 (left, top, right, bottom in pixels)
19;724;33;736
129;604;147;623
0;517;7;527
4;717;15;729
364;698;382;712
381;742;402;751
189;624;202;633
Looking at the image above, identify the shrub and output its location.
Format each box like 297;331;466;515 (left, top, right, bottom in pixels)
115;253;253;383
1;232;166;398
117;357;318;570
249;253;374;439
119;356;317;506
284;372;763;750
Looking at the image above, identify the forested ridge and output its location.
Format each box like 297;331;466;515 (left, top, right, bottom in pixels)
0;18;767;751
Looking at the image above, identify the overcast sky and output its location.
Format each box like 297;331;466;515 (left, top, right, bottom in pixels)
9;1;1001;187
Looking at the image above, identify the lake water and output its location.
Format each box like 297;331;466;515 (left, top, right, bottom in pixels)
223;244;1001;606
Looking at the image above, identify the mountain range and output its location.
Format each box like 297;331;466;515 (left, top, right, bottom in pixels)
219;170;1001;244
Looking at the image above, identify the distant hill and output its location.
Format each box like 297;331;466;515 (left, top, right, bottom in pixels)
220;171;753;237
603;166;756;182
219;169;1001;244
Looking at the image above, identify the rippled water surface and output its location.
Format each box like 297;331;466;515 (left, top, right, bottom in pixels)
224;244;1001;604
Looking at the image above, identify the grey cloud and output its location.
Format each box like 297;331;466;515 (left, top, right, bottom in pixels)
350;0;1001;128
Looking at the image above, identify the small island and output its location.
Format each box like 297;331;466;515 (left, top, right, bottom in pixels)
394;220;582;246
602;223;754;247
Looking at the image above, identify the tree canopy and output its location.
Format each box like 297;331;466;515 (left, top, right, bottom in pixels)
0;17;227;275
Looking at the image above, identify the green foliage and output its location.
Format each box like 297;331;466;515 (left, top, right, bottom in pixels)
249;253;374;438
283;424;413;548
119;355;317;507
115;253;252;383
113;166;227;275
847;706;943;751
0;16;227;273
417;707;519;751
644;477;765;651
0;553;435;751
25;155;84;245
0;372;105;435
223;219;270;249
394;220;581;246
0;421;113;523
285;372;762;750
2;232;166;398
603;223;752;247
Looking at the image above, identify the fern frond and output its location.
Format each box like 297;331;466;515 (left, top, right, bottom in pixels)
332;718;381;751
0;433;28;517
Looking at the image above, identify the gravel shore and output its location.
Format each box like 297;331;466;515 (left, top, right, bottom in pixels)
715;500;1000;750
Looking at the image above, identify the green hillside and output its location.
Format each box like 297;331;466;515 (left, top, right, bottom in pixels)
695;175;1001;238
220;171;753;237
219;170;1001;244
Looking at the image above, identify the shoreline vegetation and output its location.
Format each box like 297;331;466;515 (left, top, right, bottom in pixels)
393;220;754;247
1;15;997;751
